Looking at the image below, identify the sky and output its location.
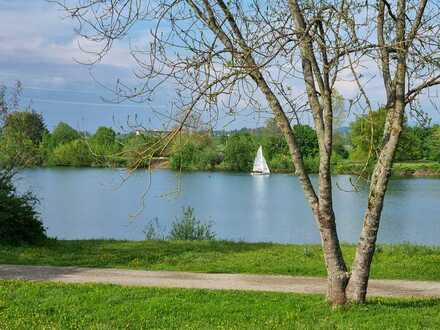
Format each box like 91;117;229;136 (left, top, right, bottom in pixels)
1;1;439;133
0;1;179;132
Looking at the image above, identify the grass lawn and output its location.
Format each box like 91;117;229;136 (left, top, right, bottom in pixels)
1;240;440;281
0;280;439;329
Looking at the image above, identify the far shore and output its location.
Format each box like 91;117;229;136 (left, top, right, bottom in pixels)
19;160;440;178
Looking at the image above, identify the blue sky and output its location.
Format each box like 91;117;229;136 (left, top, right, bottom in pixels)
1;1;439;133
0;0;271;132
0;1;184;132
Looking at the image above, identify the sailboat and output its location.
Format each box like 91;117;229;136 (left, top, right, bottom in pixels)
251;146;270;175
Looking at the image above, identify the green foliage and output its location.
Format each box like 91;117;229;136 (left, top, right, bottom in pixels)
89;127;121;166
427;126;440;161
0;169;46;245
50;122;80;147
264;133;289;160
303;157;320;173
348;108;432;162
2;111;46;144
0;132;42;167
120;133;153;168
143;218;165;240
168;207;216;241
392;162;440;176
224;132;256;171
92;126;116;146
0;111;46;167
349;108;387;161
333;132;349;159
268;153;294;172
50;139;93;167
169;139;200;170
1;109;438;173
293;124;319;158
170;134;221;171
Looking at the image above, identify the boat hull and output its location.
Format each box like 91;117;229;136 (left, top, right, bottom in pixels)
251;172;270;176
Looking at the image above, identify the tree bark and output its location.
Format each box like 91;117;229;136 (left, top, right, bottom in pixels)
347;0;408;303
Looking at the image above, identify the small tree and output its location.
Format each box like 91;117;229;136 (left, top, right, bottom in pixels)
3;111;46;145
0;169;47;245
50;122;81;147
0;91;46;167
169;207;215;241
224;133;257;171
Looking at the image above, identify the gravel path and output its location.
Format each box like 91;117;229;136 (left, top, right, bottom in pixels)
1;264;440;298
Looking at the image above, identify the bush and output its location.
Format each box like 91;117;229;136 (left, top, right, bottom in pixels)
50;122;80;147
224;133;256;171
50;139;93;166
169;134;221;171
143;217;166;240
168;207;215;241
0;169;47;245
303;157;320;173
0;132;42;167
269;153;293;172
169;139;199;170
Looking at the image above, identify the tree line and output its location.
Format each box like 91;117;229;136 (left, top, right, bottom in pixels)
1;110;440;173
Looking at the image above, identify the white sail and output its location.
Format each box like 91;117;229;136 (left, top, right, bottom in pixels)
252;146;270;174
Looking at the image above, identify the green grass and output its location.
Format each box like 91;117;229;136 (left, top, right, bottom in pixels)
0;280;439;329
1;240;440;281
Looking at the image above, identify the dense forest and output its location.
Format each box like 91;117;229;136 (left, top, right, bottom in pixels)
1;109;440;175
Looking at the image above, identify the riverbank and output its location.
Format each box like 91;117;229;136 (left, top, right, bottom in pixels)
335;161;440;177
1;240;439;281
2;280;439;329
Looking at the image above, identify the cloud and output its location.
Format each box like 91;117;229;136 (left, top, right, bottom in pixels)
0;1;139;88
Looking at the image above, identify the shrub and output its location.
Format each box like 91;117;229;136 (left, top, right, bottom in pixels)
50;139;93;166
269;153;293;172
224;133;256;171
0;132;42;167
0;169;47;245
303;157;320;173
50;122;80;147
168;207;215;241
143;217;166;240
169;139;199;170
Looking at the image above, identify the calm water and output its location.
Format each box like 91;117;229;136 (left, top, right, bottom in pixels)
16;168;440;245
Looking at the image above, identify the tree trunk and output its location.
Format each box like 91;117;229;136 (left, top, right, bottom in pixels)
319;218;350;305
347;0;408;303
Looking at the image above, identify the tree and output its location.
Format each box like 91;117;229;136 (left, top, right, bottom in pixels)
58;0;440;305
51;140;93;167
224;133;256;171
89;127;121;166
0;169;47;245
427;126;440;161
350;109;425;162
0;111;46;167
3;111;46;145
293;125;319;159
50;122;80;147
92;126;116;146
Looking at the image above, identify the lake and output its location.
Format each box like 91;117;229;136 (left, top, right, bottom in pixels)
16;168;440;245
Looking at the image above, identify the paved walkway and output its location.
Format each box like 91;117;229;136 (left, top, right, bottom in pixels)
1;264;440;298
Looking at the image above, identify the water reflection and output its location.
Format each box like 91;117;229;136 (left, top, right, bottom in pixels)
16;168;440;245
